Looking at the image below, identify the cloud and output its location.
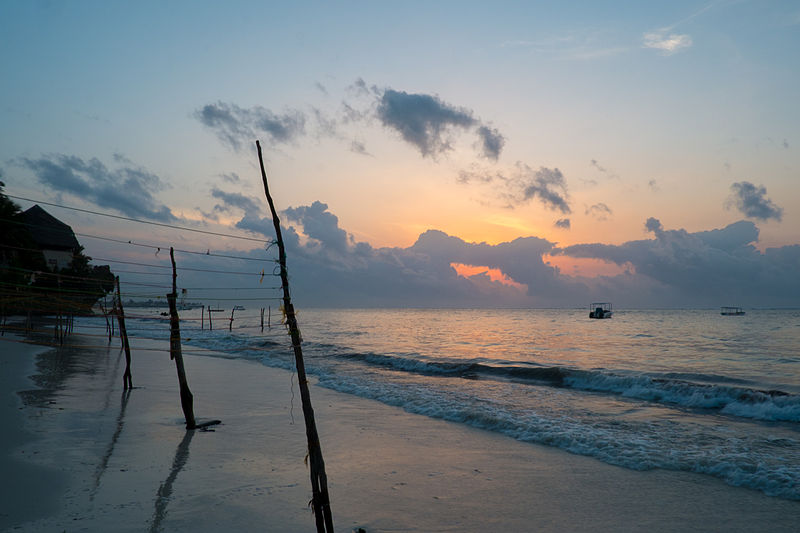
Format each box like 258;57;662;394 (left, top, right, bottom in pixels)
590;159;619;179
559;218;800;306
375;89;477;158
349;140;370;156
314;81;328;95
513;164;571;213
642;32;692;55
648;179;659;191
644;216;663;235
219;172;240;184
284;201;350;253
590;159;606;172
374;87;506;160
456;166;499;184
476;125;505;160
210;187;262;214
554;218;571;229
457;162;572;213
19;154;177;222
586;203;612;221
195;101;306;150
726;181;783;221
183;200;799;308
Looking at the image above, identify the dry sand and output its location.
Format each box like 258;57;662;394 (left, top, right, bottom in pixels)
1;330;799;532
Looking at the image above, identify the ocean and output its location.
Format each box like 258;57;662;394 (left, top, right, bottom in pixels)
86;307;800;500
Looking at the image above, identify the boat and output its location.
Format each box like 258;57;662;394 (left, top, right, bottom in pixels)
720;306;745;316
589;302;613;319
233;305;246;311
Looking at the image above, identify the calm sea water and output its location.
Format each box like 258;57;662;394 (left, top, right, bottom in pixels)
92;307;800;500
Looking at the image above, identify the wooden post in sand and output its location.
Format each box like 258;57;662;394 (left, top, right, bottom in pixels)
256;140;334;533
115;276;133;390
201;305;205;330
260;307;264;333
167;247;196;429
229;307;235;332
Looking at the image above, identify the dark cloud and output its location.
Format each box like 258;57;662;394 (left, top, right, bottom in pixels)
180;200;799;308
559;218;799;307
476;125;505;160
555;218;571;229
644;217;663;235
585;203;612;221
726;181;783;221
195;101;306;150
284;201;350;253
19;154;177;222
376;89;477;158
210;187;262;214
374;87;506;160
458;163;572;213
515;164;571;213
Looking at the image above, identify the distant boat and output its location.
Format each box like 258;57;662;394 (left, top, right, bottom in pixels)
721;306;745;316
233;305;246;311
208;308;224;312
589;302;613;319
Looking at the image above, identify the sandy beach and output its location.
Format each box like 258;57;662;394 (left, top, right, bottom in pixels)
1;328;799;532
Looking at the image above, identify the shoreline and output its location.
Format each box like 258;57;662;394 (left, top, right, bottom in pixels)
1;330;799;532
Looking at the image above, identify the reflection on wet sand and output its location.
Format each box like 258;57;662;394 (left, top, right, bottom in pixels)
91;388;131;501
149;429;195;533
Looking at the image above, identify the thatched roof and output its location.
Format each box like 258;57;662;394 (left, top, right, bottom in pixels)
22;205;80;250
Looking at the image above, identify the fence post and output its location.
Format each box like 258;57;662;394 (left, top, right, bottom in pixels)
256;140;334;532
115;276;133;389
167;247;196;429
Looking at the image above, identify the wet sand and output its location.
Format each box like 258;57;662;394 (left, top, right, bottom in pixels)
1;331;799;532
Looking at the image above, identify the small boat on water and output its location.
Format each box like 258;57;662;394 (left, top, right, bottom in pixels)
721;306;745;316
589;302;613;319
233;305;246;311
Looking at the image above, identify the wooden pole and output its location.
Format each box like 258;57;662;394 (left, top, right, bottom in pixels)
208;305;212;331
229;308;235;332
268;306;271;329
256;140;334;532
260;307;264;333
201;305;205;330
115;276;133;390
167;247;196;430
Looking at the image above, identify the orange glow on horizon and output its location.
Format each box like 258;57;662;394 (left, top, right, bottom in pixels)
450;263;528;290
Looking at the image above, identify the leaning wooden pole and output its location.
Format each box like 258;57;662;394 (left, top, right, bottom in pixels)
115;276;133;390
256;140;334;533
167;247;196;430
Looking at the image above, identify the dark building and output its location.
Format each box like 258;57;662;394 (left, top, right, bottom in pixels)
22;205;81;271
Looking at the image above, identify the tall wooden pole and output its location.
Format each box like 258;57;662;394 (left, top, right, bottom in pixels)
256;140;334;532
167;247;196;429
115;276;133;390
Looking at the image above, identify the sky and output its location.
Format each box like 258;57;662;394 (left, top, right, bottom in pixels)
2;0;799;308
